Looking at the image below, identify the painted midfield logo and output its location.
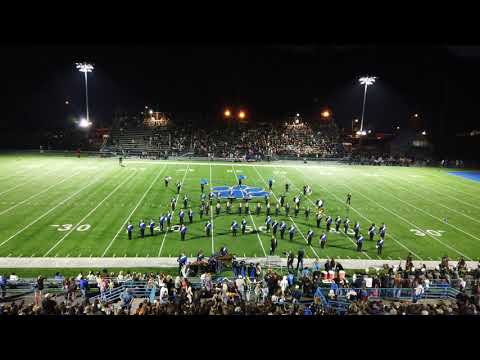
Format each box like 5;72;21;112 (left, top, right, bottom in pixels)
211;185;270;199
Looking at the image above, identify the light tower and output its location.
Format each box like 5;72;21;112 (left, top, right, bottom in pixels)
358;76;376;136
76;62;94;127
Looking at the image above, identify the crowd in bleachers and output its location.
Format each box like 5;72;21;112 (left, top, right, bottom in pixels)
1;255;479;315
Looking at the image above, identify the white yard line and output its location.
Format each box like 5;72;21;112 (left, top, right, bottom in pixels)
0;167;60;197
388;176;480;224
43;170;138;257
0;170;83;216
231;165;267;257
273;165;370;260
330;172;472;260
430;172;480;198
209;162;214;254
101;165;167;257
251;165;321;259
0;170;109;248
294;167;422;260
157;164;190;257
370;177;480;244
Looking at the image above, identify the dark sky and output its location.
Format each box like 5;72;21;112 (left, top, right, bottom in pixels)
1;44;480;138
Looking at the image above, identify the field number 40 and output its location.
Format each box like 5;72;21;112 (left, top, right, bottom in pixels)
410;229;445;237
51;224;91;232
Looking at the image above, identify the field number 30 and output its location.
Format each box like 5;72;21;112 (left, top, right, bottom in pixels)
52;224;91;232
410;229;445;237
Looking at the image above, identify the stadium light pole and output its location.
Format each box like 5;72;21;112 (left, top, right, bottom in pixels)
76;62;94;126
358;76;376;135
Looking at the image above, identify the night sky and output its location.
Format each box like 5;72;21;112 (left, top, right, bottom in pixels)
2;44;480;140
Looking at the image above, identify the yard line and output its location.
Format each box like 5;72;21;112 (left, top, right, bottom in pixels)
271;165;369;260
158;164;190;257
102;165;167;257
398;175;480;211
209;162;214;255
386;176;480;224
294;167;422;260
0;170;83;216
251;165;320;259
369;177;480;244
429;172;480;198
0;167;60;197
43;170;137;257
331;173;472;260
231;165;267;257
0;170;108;247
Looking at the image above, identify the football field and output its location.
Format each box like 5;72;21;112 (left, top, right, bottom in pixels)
0;154;479;264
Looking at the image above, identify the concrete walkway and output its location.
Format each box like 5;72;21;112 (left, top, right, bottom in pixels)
0;257;477;270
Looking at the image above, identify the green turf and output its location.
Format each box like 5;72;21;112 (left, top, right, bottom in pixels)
0;154;479;262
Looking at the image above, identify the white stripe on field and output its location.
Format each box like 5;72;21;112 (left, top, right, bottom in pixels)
158;164;190;257
0;170;84;216
102;165;167;256
231;165;267;257
43;170;137;256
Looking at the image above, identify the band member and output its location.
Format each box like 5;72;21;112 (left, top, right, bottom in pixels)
368;223;376;241
288;225;295;242
164;176;169;187
326;216;333;232
179;209;185;225
231;220;238;237
354;221;360;238
183;195;188;209
379;223;386;240
176;181;181;194
275;203;280;216
268;179;273;191
356;235;364;252
280;195;285;207
376;237;384;255
127;222;133;240
285;203;290;216
306;229;314;246
265;216;272;231
188;208;194;224
171;197;176;211
343;217;350;234
245;202;250;215
280;221;287;240
294;203;299;217
320;232;327;248
149;219;155;236
220;246;228;256
272;220;278;236
316;212;323;228
256;202;261;216
215;202;221;215
335;216;342;232
205;221;212;237
285;183;289;192
346;193;352;205
166;212;172;229
266;203;271;216
199;205;204;220
226;200;231;214
305;207;310;219
264;194;269;206
241;218;247;235
238;202;242;215
139;220;146;238
159;215;165;232
180;224;187;241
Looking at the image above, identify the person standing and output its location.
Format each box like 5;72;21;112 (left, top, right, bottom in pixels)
343;217;350;235
256;202;261;216
176;180;182;194
270;236;278;255
265;215;272;231
376;237;384;255
159;215;165;232
268;179;273;191
335;216;342;232
139;220;146;238
179;209;185;225
320;232;327;248
316;212;323;228
287;252;295;272
305;207;310;220
188;208;194;224
180;224;187;241
241;218;247;235
164;176;169;187
326;216;333;232
354;221;360;238
275;203;280;216
149;219;155;236
356;235;364;252
231;220;238;237
127;222;133;240
272;220;278;236
296;248;305;271
205;221;212;237
288;225;295;242
306;229;314;246
280;221;287;240
285;183;289;193
285;203;290;217
346;193;352;205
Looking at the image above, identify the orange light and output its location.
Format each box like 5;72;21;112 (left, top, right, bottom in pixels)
321;110;330;118
238;111;246;119
224;109;231;117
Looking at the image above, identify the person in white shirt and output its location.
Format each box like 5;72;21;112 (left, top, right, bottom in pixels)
159;286;169;304
9;273;18;282
279;275;289;296
235;276;245;299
